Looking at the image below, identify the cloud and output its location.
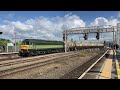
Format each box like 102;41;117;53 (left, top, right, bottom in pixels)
90;17;120;26
0;14;86;41
90;17;109;26
90;17;120;41
6;13;15;19
0;24;15;39
0;13;15;22
0;13;120;42
109;19;120;26
117;11;120;18
62;14;86;30
11;21;33;31
25;14;86;40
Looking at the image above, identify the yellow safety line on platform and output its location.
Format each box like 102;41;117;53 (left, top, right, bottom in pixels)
100;50;112;79
114;50;120;79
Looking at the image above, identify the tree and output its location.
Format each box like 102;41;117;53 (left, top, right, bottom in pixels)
0;38;11;46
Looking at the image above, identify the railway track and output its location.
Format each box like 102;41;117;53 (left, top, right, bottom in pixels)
60;49;108;79
0;51;81;67
0;51;85;78
0;48;100;62
0;54;21;61
0;48;101;62
0;48;104;79
0;50;80;62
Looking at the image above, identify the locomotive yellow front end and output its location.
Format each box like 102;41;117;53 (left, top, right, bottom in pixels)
19;45;29;56
21;45;29;50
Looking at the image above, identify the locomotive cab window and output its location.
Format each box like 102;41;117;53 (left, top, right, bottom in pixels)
22;41;29;45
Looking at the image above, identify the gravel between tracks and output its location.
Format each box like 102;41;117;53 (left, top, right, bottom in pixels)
0;49;101;79
0;54;20;61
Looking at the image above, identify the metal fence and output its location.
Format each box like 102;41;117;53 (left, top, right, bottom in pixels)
0;46;20;53
0;46;4;52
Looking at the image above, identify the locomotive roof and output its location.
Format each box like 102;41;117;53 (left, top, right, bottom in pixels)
22;39;63;42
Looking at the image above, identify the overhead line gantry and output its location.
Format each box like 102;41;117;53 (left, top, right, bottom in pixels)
63;24;120;53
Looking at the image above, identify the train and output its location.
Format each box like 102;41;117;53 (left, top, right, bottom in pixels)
19;39;65;57
19;39;104;57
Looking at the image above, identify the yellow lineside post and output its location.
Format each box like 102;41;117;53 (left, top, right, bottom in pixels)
114;49;120;79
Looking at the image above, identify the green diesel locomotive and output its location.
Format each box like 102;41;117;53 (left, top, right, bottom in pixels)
19;39;64;56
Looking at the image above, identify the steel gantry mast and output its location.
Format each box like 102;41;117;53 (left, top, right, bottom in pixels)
63;25;118;53
117;23;120;47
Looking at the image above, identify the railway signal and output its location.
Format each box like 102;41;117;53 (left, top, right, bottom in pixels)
84;33;88;40
96;32;100;40
0;32;3;34
63;33;65;41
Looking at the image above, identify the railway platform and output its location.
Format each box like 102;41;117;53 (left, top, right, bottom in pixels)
114;50;120;79
99;50;113;79
80;49;120;79
99;49;120;79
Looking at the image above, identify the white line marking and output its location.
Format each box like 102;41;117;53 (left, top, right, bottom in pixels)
78;50;109;79
97;59;107;79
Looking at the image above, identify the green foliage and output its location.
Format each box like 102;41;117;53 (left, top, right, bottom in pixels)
79;53;86;57
0;38;11;46
16;41;21;46
79;50;90;57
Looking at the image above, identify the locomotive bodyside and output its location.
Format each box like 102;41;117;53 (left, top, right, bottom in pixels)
19;39;64;56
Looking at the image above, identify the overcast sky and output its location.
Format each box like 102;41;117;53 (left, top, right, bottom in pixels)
0;11;120;43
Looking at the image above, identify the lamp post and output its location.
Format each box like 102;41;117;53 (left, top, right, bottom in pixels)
14;31;16;52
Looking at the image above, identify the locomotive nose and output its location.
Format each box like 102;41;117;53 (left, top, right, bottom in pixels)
19;45;29;57
20;45;29;50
